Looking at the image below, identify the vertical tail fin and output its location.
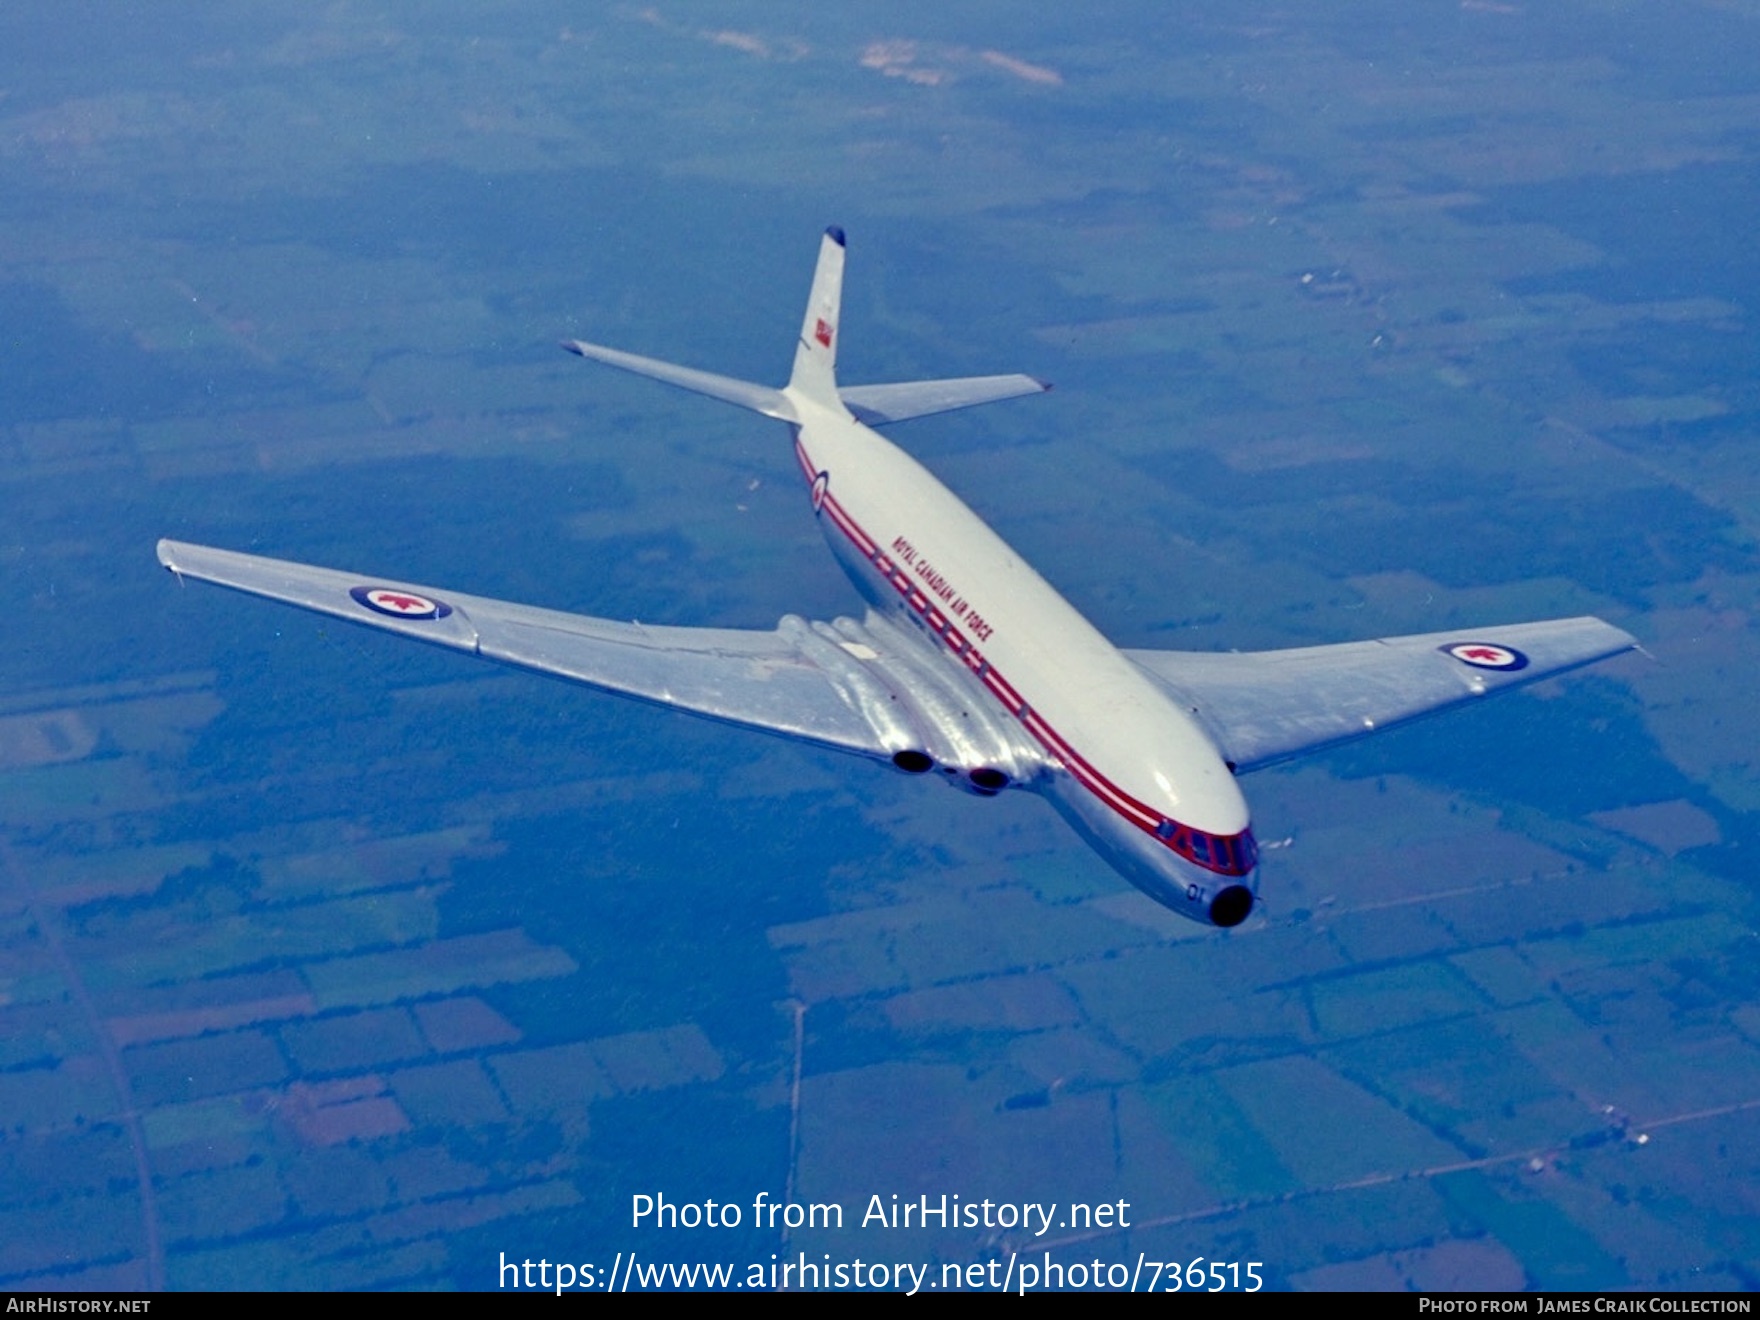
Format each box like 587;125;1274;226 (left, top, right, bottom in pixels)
787;226;846;408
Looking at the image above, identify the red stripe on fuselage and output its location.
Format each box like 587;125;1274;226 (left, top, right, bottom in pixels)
982;667;1023;713
823;494;875;558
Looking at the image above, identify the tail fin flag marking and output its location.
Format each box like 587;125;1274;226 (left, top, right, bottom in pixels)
787;226;847;409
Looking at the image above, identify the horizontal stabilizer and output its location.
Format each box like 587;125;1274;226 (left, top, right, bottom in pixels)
1129;616;1637;773
839;374;1051;425
562;339;797;422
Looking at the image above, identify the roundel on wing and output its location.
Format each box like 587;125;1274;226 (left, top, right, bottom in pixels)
350;585;452;620
1442;641;1528;671
810;470;830;514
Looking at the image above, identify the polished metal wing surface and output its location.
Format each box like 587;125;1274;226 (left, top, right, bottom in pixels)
1125;616;1637;774
157;538;897;757
155;539;1043;786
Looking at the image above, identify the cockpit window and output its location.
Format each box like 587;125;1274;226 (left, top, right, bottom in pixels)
1155;818;1256;877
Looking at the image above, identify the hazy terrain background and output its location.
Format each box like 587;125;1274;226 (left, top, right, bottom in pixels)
1;0;1757;1290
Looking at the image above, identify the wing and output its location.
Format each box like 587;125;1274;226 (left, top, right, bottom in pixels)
1126;616;1637;773
156;539;903;760
839;375;1050;425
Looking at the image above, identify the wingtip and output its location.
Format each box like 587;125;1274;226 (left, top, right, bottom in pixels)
824;225;846;248
559;339;585;356
1033;377;1053;393
155;538;180;571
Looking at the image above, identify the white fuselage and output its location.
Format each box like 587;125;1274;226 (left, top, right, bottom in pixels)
786;392;1259;927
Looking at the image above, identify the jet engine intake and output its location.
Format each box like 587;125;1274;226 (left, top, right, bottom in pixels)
815;613;1039;794
966;766;1011;794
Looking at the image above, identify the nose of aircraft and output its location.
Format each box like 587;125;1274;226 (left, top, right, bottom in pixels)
1208;883;1255;928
